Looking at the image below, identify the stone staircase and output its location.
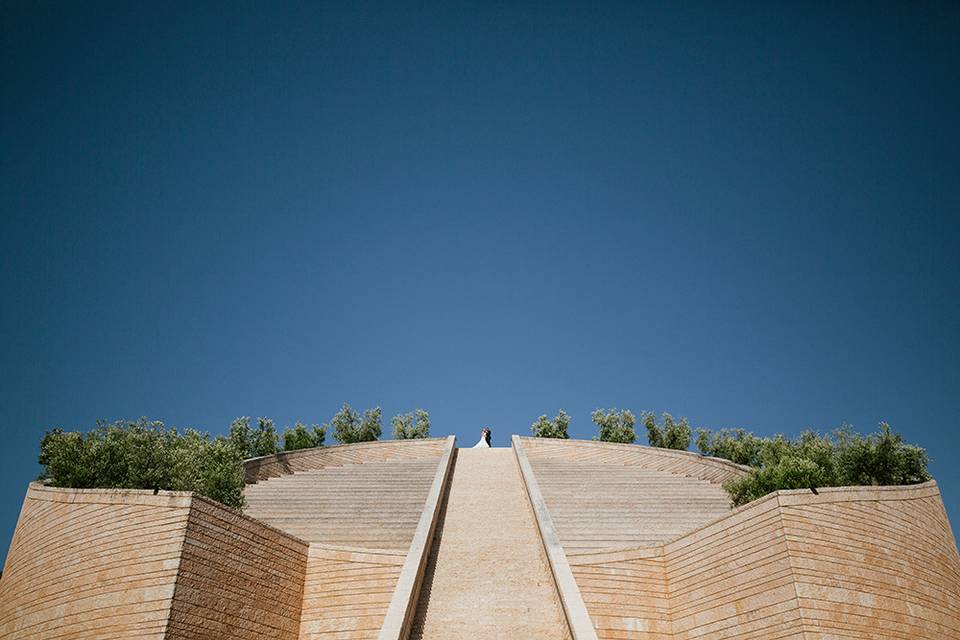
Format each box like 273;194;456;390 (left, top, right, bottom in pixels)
531;459;732;550
410;448;572;640
244;458;438;550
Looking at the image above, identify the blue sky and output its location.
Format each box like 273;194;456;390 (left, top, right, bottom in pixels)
1;1;958;562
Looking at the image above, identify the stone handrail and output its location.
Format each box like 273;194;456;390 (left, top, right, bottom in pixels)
512;435;599;640
378;435;457;640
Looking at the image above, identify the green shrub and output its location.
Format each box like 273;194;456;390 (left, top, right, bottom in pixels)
227;416;279;459
331;403;382;444
702;422;931;506
695;428;764;466
833;423;929;487
252;417;278;457
531;410;570;439
228;416;253;458
642;412;691;450
38;418;246;508
282;422;326;450
592;408;636;444
722;456;827;506
392;409;430;439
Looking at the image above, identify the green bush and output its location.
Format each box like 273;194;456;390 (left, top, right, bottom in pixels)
833;424;929;487
252;418;278;456
592;408;636;443
228;416;278;458
723;456;827;506
695;428;764;465
700;422;931;506
282;422;326;450
38;418;246;508
642;412;691;450
393;409;430;439
531;410;570;439
331;403;382;444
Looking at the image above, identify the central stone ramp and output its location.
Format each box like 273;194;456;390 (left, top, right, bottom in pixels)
411;448;572;640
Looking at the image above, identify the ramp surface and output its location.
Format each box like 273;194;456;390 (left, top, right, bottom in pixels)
410;448;572;639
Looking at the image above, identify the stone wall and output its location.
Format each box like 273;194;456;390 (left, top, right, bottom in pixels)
664;492;803;640
561;481;960;639
166;496;308;639
567;547;671;640
299;545;406;639
0;483;309;640
0;484;191;640
778;484;960;639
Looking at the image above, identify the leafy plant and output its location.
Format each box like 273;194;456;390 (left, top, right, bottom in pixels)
592;408;636;444
228;417;253;459
699;422;931;506
392;409;430;439
227;416;279;458
331;403;382;444
531;410;571;439
252;417;278;457
282;422;326;450
695;428;764;466
722;456;827;507
642;411;691;450
39;418;246;508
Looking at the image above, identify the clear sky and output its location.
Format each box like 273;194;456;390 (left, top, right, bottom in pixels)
1;2;958;562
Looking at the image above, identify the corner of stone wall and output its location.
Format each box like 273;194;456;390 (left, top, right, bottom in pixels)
164;495;309;640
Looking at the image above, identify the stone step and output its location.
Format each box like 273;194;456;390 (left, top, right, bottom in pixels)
241;456;438;545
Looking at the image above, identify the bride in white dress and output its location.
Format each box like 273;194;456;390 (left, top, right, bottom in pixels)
473;427;491;448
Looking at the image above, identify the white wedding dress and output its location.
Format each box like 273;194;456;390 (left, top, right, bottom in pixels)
473;436;490;448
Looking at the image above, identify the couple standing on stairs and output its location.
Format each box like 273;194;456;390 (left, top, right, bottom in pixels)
473;426;492;448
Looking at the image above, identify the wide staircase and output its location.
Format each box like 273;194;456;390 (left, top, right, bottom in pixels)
244;457;438;550
530;459;732;551
410;448;572;640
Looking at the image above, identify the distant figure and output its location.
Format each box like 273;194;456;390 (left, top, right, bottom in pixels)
473;427;491;448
